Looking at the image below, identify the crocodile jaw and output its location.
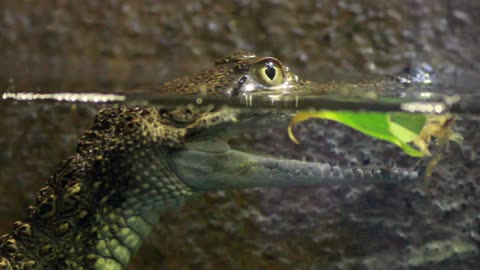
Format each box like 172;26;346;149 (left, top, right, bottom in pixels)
169;113;419;192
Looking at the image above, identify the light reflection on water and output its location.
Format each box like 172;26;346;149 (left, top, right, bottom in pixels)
2;90;477;115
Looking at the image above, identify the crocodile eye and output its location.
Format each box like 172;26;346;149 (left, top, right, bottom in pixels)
253;59;284;86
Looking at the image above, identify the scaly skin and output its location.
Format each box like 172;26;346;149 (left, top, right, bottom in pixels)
0;51;419;270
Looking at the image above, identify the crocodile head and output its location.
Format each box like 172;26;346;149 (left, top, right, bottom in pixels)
159;51;419;192
157;50;301;96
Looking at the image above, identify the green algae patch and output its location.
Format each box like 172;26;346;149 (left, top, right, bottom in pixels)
288;111;427;157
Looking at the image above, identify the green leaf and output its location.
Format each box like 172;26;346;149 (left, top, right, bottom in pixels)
389;113;426;140
288;111;427;157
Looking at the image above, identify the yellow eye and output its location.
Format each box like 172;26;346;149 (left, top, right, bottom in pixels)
253;59;284;86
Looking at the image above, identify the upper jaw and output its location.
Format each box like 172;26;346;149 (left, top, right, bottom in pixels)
169;110;420;192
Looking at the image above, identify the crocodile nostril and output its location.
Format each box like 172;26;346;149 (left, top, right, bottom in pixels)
230;76;247;97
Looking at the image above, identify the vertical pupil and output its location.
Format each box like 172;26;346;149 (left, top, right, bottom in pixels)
264;63;276;80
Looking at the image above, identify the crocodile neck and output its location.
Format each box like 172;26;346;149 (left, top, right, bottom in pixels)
0;107;193;270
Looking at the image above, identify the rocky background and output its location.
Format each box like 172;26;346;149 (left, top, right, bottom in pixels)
0;1;479;269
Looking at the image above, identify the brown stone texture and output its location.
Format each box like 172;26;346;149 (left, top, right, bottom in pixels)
0;1;479;269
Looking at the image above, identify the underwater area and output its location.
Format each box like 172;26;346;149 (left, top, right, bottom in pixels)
0;1;479;269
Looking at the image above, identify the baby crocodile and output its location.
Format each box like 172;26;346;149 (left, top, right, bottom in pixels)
0;51;418;270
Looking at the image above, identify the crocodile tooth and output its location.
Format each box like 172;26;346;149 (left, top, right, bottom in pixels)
403;170;411;181
343;168;354;179
321;164;332;176
331;165;343;179
364;169;373;179
391;168;400;180
409;170;419;180
354;168;364;179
